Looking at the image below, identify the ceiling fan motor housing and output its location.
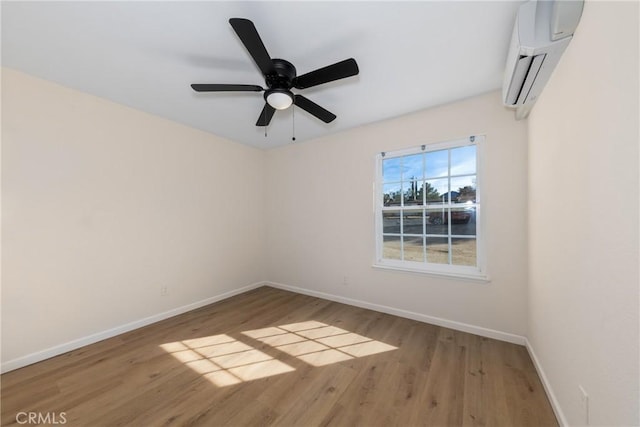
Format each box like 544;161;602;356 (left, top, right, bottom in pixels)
266;58;296;89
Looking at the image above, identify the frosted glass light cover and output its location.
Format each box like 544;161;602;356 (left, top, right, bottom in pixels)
267;92;293;110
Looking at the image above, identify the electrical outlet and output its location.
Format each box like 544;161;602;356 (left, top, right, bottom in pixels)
578;385;589;425
160;286;168;296
342;276;349;286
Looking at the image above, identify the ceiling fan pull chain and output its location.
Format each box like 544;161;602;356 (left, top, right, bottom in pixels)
292;105;296;141
264;108;268;138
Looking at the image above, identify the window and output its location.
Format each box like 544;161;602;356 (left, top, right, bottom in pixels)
374;136;486;280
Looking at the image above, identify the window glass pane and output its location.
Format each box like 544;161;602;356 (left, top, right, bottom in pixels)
402;154;423;181
402;211;423;235
441;190;458;204
382;211;401;234
403;236;424;262
383;183;402;206
382;157;401;183
450;207;476;236
425;179;448;205
451;145;476;176
452;238;476;266
425;149;448;178
403;178;422;205
383;235;402;260
426;208;448;234
451;177;476;203
426;237;449;264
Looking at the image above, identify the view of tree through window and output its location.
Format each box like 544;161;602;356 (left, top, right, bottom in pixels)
376;138;481;275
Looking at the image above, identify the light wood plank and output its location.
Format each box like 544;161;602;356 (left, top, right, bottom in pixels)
1;286;557;426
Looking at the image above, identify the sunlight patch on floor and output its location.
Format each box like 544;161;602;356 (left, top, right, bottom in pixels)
161;321;397;386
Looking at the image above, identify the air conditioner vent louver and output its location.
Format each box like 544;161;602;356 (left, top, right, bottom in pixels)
517;53;546;105
505;55;534;105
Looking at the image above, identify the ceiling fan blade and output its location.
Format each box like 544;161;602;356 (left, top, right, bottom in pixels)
294;95;336;123
256;103;276;126
229;18;274;76
191;84;263;92
293;58;359;89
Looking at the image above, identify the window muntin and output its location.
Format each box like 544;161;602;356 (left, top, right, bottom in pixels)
376;136;485;279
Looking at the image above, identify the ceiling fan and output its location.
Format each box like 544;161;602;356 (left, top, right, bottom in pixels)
191;18;359;127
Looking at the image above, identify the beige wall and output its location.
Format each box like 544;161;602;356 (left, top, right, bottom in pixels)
528;2;639;425
1;69;266;365
265;91;530;337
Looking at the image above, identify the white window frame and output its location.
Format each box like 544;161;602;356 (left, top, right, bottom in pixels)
373;135;488;282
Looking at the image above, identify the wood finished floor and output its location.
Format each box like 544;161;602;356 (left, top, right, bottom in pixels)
1;287;557;426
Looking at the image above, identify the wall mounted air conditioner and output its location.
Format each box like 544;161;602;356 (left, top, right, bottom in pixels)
503;0;584;119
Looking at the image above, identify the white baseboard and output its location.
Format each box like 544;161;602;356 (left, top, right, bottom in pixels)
525;338;568;427
266;281;526;345
1;281;266;373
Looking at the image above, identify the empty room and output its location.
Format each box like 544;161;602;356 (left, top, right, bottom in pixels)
1;1;638;426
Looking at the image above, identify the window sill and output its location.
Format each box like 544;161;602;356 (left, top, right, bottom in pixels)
372;263;490;283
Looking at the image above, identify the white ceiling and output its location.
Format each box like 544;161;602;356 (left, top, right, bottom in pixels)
1;1;523;148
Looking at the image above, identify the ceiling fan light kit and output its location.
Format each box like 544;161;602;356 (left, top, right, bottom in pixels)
265;89;293;110
191;18;359;129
